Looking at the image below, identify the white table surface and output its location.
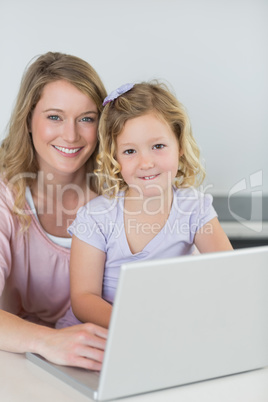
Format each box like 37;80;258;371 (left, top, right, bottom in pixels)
1;350;268;402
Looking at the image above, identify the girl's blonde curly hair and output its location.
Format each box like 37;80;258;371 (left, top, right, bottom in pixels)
96;81;205;197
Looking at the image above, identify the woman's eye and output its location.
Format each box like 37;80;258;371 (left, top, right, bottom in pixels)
153;144;165;149
124;149;136;155
81;116;93;122
48;115;60;121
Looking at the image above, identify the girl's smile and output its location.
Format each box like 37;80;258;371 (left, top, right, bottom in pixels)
139;174;160;180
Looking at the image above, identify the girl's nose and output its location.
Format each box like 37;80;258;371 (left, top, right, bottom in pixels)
139;153;154;169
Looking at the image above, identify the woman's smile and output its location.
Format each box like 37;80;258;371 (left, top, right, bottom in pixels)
52;145;84;156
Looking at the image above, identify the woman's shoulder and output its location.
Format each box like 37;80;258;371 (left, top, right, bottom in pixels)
0;177;15;207
0;178;21;235
0;175;9;191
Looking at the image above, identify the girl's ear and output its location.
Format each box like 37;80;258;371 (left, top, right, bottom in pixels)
177;136;183;157
178;143;184;157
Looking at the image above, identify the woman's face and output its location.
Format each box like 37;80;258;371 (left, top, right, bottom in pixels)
30;79;99;178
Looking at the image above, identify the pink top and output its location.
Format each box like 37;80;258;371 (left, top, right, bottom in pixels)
0;179;71;327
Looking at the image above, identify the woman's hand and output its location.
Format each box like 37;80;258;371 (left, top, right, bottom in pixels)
35;323;108;371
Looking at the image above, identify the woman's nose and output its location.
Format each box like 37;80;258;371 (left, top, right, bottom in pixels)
62;121;80;143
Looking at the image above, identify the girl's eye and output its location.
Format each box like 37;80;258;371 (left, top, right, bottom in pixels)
153;144;165;150
123;149;136;155
48;115;60;121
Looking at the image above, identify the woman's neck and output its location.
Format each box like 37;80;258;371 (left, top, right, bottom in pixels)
29;168;96;237
33;166;87;188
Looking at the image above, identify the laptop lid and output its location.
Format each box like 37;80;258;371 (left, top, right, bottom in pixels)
98;245;268;400
27;246;268;401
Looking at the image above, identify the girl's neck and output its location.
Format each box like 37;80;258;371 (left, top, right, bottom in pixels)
123;187;174;255
124;187;173;216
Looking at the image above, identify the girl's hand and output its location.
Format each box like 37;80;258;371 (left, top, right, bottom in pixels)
35;323;108;371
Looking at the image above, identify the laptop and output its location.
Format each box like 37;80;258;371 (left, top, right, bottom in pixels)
26;245;268;401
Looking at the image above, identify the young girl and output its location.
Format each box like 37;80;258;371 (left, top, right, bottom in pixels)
69;82;233;329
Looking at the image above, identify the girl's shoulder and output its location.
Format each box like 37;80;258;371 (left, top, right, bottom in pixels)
173;186;213;211
85;193;122;210
76;193;124;221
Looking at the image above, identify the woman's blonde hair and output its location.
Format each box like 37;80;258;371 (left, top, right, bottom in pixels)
96;81;205;197
0;51;107;226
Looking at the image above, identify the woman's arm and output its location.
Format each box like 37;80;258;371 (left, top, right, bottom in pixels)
0;191;108;370
70;235;112;329
194;217;233;253
0;308;107;370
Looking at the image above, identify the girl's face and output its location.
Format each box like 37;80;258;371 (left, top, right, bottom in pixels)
116;113;180;199
30;80;99;178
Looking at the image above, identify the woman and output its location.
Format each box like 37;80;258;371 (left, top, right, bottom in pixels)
0;52;108;370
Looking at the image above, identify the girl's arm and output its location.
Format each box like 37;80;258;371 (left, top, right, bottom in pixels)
194;217;233;253
70;235;112;329
0;308;107;370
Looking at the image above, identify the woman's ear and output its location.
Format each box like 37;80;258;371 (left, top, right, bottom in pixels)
27;112;33;134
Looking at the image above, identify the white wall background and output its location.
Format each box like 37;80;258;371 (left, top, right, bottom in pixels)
0;0;267;195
